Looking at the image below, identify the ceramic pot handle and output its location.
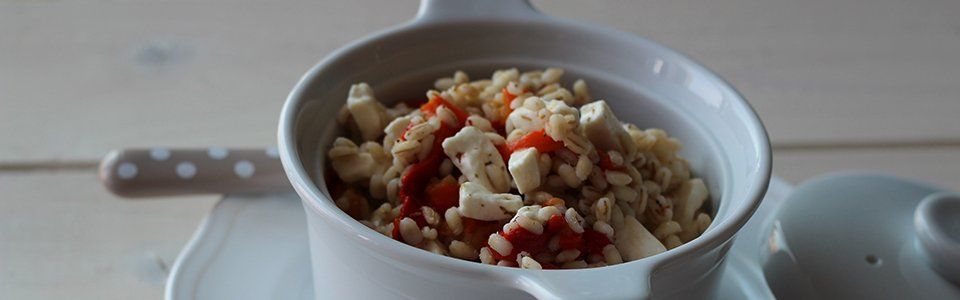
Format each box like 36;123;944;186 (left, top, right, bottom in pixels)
915;192;960;283
415;0;542;22
99;148;290;198
513;268;653;300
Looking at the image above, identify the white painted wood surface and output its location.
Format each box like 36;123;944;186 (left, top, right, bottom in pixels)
775;147;960;190
0;171;217;300
3;0;960;162
1;0;958;299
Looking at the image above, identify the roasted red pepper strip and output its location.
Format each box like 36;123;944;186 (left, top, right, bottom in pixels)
421;96;469;126
394;122;460;241
581;229;612;255
495;144;511;163
597;149;625;171
462;217;501;249
419;96;442;115
546;214;568;232
507;129;565;154
491;119;507;137
558;231;583;251
551;214;583;251
398;124;457;212
495;226;551;260
494;214;580;261
543;198;566;207
425;176;460;213
501;87;521;119
391;218;402;239
491;212;614;263
496;88;527;136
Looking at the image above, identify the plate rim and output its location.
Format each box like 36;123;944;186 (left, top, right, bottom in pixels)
165;178;796;299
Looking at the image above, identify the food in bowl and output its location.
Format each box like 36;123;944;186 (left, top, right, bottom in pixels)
325;68;713;269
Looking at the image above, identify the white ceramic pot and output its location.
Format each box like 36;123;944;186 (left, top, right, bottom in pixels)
278;0;771;299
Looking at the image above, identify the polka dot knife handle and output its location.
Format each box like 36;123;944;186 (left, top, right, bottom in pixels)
99;148;290;198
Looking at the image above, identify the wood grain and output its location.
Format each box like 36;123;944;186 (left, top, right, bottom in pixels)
0;0;417;163
775;146;960;190
3;0;960;162
536;0;960;147
0;171;217;300
2;1;959;299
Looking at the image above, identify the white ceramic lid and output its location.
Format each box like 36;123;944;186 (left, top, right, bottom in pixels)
762;173;960;299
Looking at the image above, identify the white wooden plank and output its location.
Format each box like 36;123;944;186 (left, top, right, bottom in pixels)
0;171;218;300
774;147;960;190
0;0;418;163
536;0;960;147
2;0;960;159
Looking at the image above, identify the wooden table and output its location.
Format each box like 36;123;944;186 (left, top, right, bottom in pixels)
2;0;958;298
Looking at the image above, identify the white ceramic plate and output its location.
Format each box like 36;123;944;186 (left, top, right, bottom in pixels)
166;178;792;300
165;193;314;300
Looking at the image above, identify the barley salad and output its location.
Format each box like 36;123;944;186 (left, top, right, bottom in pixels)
326;68;712;269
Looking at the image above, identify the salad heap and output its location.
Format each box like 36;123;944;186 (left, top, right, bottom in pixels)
326;68;712;269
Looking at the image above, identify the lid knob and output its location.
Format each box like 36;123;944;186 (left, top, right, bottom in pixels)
914;192;960;284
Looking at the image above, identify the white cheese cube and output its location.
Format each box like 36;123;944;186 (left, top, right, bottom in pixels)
457;182;523;221
615;217;666;261
579;100;634;153
508;148;541;194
